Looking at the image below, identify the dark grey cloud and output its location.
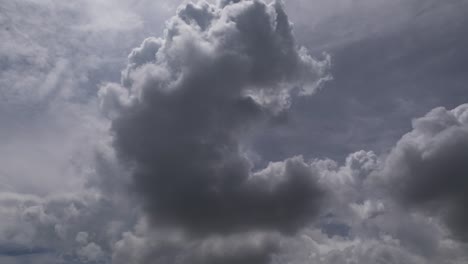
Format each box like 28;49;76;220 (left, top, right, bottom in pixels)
3;0;468;263
100;0;330;236
270;149;468;264
111;147;468;264
384;104;468;241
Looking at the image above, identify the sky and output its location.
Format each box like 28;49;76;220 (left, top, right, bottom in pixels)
0;0;468;263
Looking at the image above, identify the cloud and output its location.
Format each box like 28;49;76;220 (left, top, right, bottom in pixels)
4;0;468;263
0;0;171;197
106;130;468;264
0;186;143;263
112;222;280;264
77;242;105;262
264;148;468;264
100;0;330;236
383;104;468;241
0;0;169;260
252;0;468;164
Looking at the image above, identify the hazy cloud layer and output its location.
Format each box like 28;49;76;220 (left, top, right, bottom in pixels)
254;0;468;162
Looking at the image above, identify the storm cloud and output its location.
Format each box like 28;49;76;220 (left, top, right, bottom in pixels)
4;0;468;263
100;0;330;236
384;104;468;241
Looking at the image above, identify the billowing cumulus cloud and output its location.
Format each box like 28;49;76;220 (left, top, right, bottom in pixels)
383;104;468;241
3;0;468;263
0;192;112;262
100;0;331;236
105;126;468;264
269;148;468;264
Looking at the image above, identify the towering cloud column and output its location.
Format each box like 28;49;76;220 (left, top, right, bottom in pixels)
99;0;331;241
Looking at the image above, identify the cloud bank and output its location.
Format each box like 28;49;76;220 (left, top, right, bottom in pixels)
2;0;468;263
